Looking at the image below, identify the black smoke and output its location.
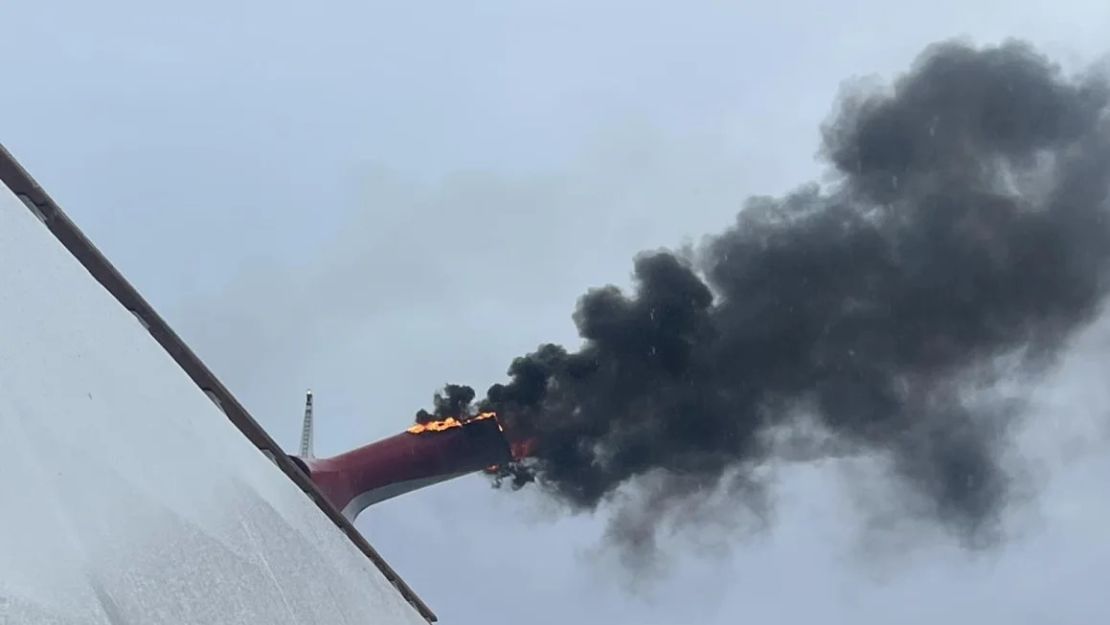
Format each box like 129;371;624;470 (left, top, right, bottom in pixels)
420;40;1110;549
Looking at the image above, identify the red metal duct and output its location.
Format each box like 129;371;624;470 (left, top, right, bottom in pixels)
294;415;512;521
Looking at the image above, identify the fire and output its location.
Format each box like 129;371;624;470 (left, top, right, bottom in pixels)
406;417;462;434
408;411;535;474
407;411;497;435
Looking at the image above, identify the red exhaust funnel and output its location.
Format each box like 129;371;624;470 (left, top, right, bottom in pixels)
294;414;511;521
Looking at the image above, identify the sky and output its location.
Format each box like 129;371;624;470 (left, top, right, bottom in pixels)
3;1;1110;623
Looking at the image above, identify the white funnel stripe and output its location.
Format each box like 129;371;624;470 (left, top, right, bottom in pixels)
341;473;468;521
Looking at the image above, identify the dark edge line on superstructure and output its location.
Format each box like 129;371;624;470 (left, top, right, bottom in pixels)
0;143;438;624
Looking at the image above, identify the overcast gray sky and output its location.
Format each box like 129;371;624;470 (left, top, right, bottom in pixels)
4;2;1110;623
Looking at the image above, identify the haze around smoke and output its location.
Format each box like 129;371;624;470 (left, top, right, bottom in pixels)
420;39;1110;554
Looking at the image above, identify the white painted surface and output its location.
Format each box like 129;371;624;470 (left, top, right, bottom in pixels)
342;473;465;520
0;185;429;625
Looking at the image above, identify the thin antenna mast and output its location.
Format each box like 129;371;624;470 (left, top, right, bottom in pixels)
299;389;314;458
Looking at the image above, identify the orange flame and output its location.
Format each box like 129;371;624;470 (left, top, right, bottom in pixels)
408;411;532;475
407;411;497;435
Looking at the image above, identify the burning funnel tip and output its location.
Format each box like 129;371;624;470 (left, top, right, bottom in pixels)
296;413;512;521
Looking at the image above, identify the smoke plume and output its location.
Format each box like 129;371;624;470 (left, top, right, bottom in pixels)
419;40;1110;549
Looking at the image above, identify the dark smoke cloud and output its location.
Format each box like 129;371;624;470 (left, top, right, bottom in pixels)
420;40;1110;550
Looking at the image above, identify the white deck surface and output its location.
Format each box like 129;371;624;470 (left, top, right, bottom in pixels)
0;183;428;625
